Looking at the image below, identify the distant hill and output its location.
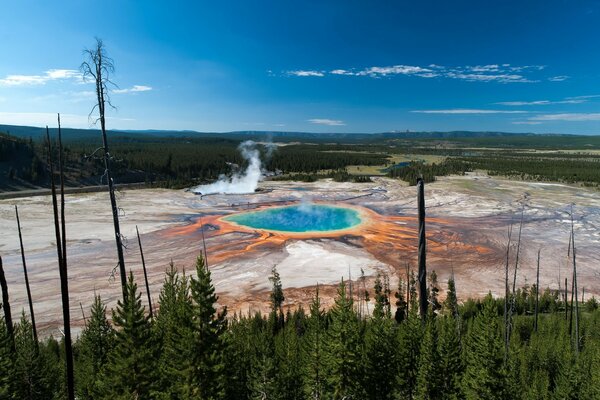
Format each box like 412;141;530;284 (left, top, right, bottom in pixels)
0;123;540;143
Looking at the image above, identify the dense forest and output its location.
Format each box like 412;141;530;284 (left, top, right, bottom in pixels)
1;254;599;399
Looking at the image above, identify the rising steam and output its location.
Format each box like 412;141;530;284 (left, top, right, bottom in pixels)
192;140;263;195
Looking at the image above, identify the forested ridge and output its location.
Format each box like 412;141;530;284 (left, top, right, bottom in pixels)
1;254;599;399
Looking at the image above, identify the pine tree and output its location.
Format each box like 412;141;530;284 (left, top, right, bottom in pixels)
0;314;15;398
438;316;464;400
428;271;441;316
444;275;459;318
275;322;304;400
395;303;422;399
462;294;505;400
75;295;114;398
185;254;228;399
394;276;408;323
363;312;397;399
153;263;194;399
13;312;50;399
269;266;285;331
324;280;362;399
373;274;390;319
303;286;326;399
248;325;277;400
105;272;156;398
415;319;441;400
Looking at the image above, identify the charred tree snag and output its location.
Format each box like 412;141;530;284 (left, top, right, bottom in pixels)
136;226;153;318
0;256;15;353
417;178;427;321
81;38;127;300
15;205;38;344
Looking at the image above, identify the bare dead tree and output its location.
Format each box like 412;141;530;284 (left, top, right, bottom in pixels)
0;256;15;353
136;225;153;318
46;125;75;400
200;215;209;269
81;38;127;299
506;204;525;348
80;302;87;325
570;208;579;353
416;178;427;321
564;277;568;321
15;205;38;343
503;223;513;362
534;249;540;333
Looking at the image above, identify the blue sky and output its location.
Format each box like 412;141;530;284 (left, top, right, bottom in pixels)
1;0;600;134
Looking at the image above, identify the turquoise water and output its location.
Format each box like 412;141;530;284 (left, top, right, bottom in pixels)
224;203;362;233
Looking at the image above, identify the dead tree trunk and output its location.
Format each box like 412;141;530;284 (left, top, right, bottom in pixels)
507;205;525;346
0;256;15;353
136;226;153;318
564;277;568;320
417;178;427;321
504;223;513;362
81;38;127;300
570;210;579;353
47;125;75;400
534;249;540;333
15;205;38;343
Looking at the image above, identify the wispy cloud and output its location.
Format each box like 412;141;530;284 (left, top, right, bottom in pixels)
308;118;345;126
512;121;543;125
496;99;585;106
288;70;325;77
285;64;546;83
548;75;569;82
0;111;135;128
113;85;152;94
0;69;83;86
528;113;600;122
411;109;529;114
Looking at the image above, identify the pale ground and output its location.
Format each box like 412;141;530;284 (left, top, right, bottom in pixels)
1;173;599;337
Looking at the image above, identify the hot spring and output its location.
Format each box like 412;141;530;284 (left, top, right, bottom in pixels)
224;203;362;233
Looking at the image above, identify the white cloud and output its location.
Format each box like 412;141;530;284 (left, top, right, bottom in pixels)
496;99;585;106
356;65;432;77
566;94;600;100
288;70;325;77
411;109;529;114
0;69;83;86
113;85;152;94
548;75;569;82
0;111;134;128
512;121;543;125
308;118;346;126
445;72;533;83
529;113;600;121
283;63;547;83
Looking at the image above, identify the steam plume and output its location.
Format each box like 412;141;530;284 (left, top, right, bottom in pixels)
193;140;263;195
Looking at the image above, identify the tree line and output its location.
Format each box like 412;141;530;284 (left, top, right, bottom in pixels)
1;254;599;399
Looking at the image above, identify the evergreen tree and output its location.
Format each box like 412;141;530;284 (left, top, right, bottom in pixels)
269;266;285;331
363;311;397;399
444;274;459;318
13;313;50;399
394;276;408;323
303;286;326;399
324;280;362;399
75;295;115;398
395;302;423;399
184;254;228;399
462;294;505;400
373;274;391;319
415;319;441;400
438;316;464;400
248;324;277;400
153;264;194;399
428;271;442;316
105;272;156;399
275;322;304;400
0;315;15;398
